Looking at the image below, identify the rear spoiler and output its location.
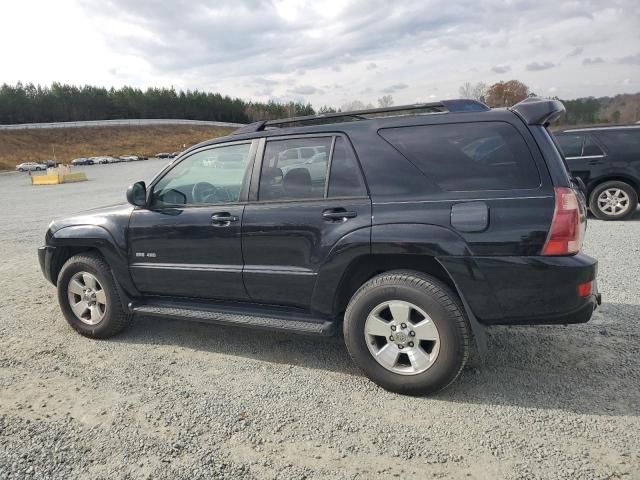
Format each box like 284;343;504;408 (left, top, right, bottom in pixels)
509;97;566;125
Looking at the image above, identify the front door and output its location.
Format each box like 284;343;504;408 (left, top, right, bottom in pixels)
242;135;371;308
128;140;257;300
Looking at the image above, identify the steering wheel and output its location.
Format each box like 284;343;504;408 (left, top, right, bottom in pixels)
192;182;220;203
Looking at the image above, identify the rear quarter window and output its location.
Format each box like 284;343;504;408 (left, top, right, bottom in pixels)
379;122;541;192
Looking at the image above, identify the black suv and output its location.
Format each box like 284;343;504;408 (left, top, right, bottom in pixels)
554;125;640;220
38;98;600;395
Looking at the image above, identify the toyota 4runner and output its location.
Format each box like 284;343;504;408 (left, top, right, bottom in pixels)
39;98;601;395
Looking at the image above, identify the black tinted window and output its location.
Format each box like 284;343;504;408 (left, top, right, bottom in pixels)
555;134;585;157
328;137;367;197
582;136;604;156
379;122;540;191
595;129;640;151
259;137;331;201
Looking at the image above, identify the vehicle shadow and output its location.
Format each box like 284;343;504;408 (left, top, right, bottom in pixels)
116;301;640;417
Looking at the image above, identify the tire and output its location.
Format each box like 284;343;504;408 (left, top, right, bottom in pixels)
18;168;24;172
589;181;638;220
57;253;130;339
343;270;470;395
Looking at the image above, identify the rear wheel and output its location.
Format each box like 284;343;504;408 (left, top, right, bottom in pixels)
589;181;638;220
57;253;130;338
343;271;470;395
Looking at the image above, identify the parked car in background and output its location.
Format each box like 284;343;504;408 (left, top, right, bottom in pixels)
43;160;57;168
554;125;640;220
39;98;600;395
15;162;47;172
71;158;94;166
155;152;172;158
119;155;139;162
95;156;117;164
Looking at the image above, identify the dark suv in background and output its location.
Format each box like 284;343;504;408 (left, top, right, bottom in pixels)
554;125;640;220
38;98;600;395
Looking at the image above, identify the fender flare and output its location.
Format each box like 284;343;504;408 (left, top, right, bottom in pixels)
50;225;139;302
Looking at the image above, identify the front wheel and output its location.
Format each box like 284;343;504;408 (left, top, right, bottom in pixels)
343;271;470;395
57;253;130;338
589;181;638;220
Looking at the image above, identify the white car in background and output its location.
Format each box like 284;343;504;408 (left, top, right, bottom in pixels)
15;162;47;172
95;156;117;164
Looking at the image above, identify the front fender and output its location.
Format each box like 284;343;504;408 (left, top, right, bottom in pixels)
49;225;138;297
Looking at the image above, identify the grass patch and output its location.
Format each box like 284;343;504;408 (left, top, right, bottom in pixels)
0;125;234;169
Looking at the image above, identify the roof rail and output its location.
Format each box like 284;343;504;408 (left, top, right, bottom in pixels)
509;97;566;125
231;99;489;135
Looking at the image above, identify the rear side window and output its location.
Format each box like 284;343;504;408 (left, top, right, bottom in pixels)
582;136;604;156
594;129;640;151
328;137;367;197
555;133;584;157
259;137;332;200
379;122;540;192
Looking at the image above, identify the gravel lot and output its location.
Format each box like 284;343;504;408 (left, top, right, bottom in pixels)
1;160;639;480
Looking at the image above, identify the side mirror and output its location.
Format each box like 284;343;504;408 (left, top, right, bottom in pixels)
126;181;147;207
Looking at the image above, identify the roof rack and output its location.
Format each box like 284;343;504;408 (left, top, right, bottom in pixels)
231;99;489;135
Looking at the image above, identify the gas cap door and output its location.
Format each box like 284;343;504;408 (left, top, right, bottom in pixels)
450;201;489;233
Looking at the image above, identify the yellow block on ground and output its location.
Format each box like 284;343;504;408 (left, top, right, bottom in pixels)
30;169;88;185
62;172;88;183
31;174;61;185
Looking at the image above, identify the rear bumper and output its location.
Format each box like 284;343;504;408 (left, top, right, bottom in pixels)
38;245;56;284
441;252;600;326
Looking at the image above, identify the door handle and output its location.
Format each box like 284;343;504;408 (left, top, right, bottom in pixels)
211;212;239;226
322;208;357;221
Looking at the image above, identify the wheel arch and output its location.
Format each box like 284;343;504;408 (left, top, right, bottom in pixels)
49;225;138;300
331;254;456;319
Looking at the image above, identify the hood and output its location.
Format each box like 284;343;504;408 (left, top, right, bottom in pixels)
49;203;134;234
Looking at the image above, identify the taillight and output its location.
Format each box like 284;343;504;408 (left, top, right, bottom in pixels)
577;281;593;297
542;187;583;255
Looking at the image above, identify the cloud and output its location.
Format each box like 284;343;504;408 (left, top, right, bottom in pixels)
381;83;408;94
583;57;604;65
617;53;640;65
287;85;324;95
567;46;584;57
491;64;511;74
526;61;556;71
4;0;628;105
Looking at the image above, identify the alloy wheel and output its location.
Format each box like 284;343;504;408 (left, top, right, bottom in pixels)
364;300;440;375
67;272;107;325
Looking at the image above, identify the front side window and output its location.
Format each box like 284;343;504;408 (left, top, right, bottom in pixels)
259;137;332;200
379;122;540;192
152;143;252;206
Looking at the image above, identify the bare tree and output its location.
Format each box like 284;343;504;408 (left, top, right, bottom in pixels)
459;82;488;102
378;95;394;108
341;100;374;111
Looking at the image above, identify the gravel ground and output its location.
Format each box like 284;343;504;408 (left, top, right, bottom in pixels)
0;161;639;480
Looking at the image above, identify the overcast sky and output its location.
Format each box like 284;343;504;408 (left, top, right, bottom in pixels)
2;0;639;107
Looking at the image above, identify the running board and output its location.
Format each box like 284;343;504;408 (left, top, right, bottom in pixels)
131;299;336;336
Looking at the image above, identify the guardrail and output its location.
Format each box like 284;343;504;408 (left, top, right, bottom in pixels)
0;119;245;130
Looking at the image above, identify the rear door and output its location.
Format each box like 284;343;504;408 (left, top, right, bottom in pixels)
128;140;257;300
241;134;371;308
555;132;607;184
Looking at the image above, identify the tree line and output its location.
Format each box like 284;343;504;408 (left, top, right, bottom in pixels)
1;81;636;126
0;83;314;125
